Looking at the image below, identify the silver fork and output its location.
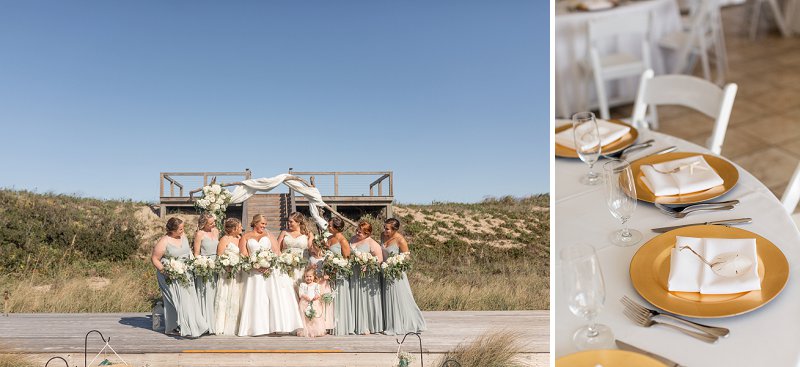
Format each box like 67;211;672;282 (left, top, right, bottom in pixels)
622;308;719;343
621;296;730;337
654;200;739;218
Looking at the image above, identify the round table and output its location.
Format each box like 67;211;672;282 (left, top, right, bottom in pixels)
554;129;800;366
555;0;683;118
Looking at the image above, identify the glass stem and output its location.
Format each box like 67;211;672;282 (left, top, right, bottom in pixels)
620;217;631;238
586;317;599;338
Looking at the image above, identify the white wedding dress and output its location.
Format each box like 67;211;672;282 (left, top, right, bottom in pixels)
237;236;273;336
214;241;243;335
266;246;305;333
283;233;310;286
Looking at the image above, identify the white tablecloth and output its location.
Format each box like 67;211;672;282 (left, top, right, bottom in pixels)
555;129;800;366
555;0;683;118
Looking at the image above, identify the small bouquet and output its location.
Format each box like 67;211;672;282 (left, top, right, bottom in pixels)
217;249;243;279
351;250;380;276
321;292;335;305
277;251;307;278
190;255;217;283
322;250;352;282
249;248;276;278
381;252;412;281
396;351;413;367
160;256;193;286
304;302;317;320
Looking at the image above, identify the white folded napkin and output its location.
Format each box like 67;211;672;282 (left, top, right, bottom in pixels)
554;119;631;150
667;236;761;294
578;0;615;10
640;156;724;196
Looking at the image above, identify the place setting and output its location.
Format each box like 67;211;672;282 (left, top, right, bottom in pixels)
557;111;793;366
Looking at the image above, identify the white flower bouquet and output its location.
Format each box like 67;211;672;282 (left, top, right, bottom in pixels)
322;250;352;282
321;292;335;305
160;256;193;286
190;255;217;283
382;252;412;281
249;248;276;278
277;251;307;278
304;302;317;320
351;250;380;276
217;248;243;279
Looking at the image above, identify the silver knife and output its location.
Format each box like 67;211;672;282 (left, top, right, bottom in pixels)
651;218;753;233
616;339;684;367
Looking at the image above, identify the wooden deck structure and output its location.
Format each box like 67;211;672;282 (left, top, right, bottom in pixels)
0;311;549;366
159;170;394;231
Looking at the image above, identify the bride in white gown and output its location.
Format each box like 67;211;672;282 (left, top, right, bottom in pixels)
213;218;244;335
278;212;315;287
238;214;304;336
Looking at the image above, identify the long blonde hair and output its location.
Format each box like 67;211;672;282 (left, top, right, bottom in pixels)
289;212;309;235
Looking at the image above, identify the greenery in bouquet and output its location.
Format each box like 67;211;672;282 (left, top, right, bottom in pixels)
249;248;276;278
190;255;217;283
351;250;380;276
321;292;335;305
160;256;193;286
217;248;244;279
194;183;233;232
277;251;307;278
304;302;317;320
381;252;413;281
322;250;352;282
396;351;413;367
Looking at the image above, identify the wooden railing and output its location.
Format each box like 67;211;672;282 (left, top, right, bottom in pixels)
159;170;252;198
288;171;393;197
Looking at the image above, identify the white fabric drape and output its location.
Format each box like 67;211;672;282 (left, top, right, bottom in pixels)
229;173;328;229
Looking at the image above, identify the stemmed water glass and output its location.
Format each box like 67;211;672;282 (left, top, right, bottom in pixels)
603;159;642;246
561;243;613;350
572;112;602;185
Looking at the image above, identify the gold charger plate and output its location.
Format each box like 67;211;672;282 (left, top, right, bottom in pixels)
554;119;638;158
556;350;666;367
629;152;739;204
630;225;789;318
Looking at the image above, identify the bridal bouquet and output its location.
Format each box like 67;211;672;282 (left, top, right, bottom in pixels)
381;252;412;281
249;248;276;278
321;292;335;305
217;249;243;279
277;251;307;277
160;256;193;286
322;250;352;282
190;255;217;283
351;250;380;276
195;184;233;230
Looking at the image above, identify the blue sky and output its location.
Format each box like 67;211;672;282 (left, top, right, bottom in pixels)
0;1;549;204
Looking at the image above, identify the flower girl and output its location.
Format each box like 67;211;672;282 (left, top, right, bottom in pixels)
297;268;326;338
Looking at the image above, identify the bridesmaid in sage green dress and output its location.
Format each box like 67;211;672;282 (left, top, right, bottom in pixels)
380;218;426;335
349;220;384;334
192;213;219;335
151;217;209;337
325;217;355;335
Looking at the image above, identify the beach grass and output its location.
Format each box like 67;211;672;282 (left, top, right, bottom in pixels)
0;190;548;312
435;330;529;367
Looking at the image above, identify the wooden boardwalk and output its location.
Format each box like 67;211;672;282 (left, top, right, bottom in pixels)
0;311;549;366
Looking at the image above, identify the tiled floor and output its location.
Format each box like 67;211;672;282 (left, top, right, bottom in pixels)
608;3;800;199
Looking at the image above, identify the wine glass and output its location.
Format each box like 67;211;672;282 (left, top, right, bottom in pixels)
560;243;614;350
603;159;642;246
572;112;602;185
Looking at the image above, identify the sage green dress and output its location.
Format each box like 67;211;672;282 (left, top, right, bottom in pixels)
195;236;218;335
350;242;383;334
156;236;209;337
381;243;426;335
330;242;355;335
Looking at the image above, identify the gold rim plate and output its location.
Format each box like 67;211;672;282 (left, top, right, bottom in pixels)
556;350;666;367
630;225;789;318
555;119;638;158
629;152;739;204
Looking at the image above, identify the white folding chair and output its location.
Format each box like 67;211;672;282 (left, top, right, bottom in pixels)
631;69;738;155
749;0;792;40
660;0;728;86
586;13;652;120
780;162;800;229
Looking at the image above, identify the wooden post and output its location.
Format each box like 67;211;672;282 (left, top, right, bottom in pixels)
334;173;339;196
389;172;393;196
370;186;373;196
170;182;175;196
378;182;383;196
160;174;165;198
203;174;208;186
